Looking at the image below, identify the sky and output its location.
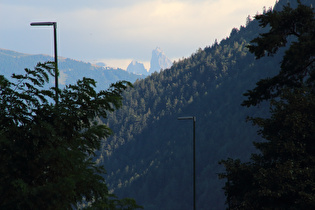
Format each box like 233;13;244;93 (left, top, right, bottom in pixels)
0;0;276;69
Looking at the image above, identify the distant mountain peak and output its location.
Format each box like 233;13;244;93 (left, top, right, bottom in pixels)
126;60;148;75
149;47;172;74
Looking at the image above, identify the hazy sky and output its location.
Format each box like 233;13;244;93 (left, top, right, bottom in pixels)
0;0;276;69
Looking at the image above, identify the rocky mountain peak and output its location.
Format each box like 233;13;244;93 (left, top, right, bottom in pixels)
149;47;172;74
126;60;148;75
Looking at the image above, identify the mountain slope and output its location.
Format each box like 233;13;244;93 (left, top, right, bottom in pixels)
0;49;144;91
95;5;292;208
96;1;315;209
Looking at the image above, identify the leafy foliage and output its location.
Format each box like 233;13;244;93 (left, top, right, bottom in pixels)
0;62;141;209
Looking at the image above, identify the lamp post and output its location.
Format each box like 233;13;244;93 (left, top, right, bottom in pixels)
30;22;58;104
178;116;196;210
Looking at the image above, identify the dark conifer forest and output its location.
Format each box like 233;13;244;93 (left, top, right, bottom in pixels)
95;0;314;209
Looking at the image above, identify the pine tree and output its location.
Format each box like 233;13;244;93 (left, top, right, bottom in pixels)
219;1;315;209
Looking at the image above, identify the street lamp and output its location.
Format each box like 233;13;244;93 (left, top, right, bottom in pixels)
30;22;58;104
178;116;196;210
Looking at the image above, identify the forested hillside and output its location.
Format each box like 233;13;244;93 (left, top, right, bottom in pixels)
94;1;296;209
0;49;143;91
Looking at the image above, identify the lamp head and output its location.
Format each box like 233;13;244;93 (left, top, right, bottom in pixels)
30;22;56;26
178;116;196;121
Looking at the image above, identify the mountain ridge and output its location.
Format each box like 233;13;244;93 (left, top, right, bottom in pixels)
0;48;144;91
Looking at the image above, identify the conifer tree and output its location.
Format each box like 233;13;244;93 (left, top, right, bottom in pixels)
219;1;315;209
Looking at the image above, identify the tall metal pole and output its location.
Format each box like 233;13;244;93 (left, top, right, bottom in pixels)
53;22;58;104
192;116;196;210
30;22;58;104
178;116;196;210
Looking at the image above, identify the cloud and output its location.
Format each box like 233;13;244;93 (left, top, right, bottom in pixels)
0;0;276;67
60;0;275;56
